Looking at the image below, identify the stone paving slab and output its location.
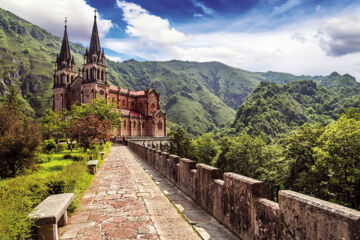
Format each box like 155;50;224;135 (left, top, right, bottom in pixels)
132;150;239;240
59;144;200;240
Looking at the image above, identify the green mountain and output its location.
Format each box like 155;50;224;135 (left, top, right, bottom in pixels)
1;8;359;136
231;79;360;138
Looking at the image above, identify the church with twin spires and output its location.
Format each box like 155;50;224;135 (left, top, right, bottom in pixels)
52;12;166;137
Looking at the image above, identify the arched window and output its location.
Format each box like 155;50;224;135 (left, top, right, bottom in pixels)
151;103;155;109
101;70;104;80
133;121;136;127
97;69;100;79
124;121;126;127
71;76;74;82
86;69;89;79
142;121;145;128
158;121;162;130
67;74;69;83
122;99;125;106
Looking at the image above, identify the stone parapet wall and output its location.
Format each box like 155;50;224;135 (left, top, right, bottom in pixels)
128;141;360;240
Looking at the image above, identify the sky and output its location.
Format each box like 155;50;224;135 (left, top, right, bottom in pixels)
1;0;360;79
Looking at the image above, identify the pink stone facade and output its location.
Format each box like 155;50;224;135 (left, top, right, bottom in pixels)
52;14;166;137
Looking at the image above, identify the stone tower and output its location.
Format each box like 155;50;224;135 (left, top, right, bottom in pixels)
53;18;77;110
81;11;108;103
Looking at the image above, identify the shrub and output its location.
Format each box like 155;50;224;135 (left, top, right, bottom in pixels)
37;154;51;163
72;153;88;162
42;140;57;153
0;175;49;239
55;143;67;152
63;154;72;159
0;104;42;178
46;179;65;194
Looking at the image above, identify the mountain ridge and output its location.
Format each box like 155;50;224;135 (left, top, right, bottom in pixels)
0;7;359;135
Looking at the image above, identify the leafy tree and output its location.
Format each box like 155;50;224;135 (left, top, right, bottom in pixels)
68;115;111;152
216;134;276;179
168;127;194;158
313;112;360;209
0;93;41;178
71;98;122;130
284;123;326;197
192;132;218;165
41;110;62;140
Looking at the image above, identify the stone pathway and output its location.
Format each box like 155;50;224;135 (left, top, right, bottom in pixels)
59;144;200;240
133;154;238;240
59;144;238;240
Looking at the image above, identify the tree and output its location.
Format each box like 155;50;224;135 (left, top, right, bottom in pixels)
192;132;218;165
68;115;111;152
168;127;194;158
313;112;360;209
284;123;326;197
0;95;41;178
216;134;277;179
71;98;122;130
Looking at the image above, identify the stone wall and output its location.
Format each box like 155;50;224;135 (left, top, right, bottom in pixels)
128;141;360;240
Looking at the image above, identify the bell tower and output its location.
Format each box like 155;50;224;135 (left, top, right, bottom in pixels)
53;18;77;111
83;10;107;84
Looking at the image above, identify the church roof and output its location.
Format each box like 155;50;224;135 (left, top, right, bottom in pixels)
89;13;101;57
58;22;71;66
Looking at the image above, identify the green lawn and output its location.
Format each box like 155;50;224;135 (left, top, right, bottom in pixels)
0;142;112;240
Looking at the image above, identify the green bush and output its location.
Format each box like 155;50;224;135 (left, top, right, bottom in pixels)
63;154;72;159
42;140;56;153
0;175;49;240
37;154;51;163
55;143;67;152
72;153;88;162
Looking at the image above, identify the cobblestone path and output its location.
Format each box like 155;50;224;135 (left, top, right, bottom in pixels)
59;144;200;240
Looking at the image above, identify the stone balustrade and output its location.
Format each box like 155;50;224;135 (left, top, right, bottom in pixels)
128;141;360;240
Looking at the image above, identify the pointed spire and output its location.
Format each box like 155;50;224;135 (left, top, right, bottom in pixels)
58;17;71;68
88;9;101;58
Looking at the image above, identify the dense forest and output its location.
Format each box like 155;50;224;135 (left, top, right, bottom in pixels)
167;78;360;210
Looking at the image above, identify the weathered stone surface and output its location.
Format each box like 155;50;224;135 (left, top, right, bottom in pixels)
129;141;360;240
279;190;360;240
255;198;281;240
59;144;199;240
29;193;74;225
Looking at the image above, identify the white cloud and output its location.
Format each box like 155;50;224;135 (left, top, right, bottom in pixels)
106;55;122;62
105;9;360;80
116;0;186;46
0;0;113;44
272;0;302;15
192;0;215;16
292;32;306;43
317;15;360;56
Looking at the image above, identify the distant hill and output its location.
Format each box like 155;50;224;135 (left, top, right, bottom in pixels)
0;8;359;136
230;79;360;138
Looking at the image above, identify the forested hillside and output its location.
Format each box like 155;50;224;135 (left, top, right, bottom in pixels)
1;7;359;136
230;78;360;138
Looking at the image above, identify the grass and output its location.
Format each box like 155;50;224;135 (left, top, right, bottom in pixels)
35;150;82;177
0;141;112;239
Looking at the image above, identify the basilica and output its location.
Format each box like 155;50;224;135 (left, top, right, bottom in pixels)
52;13;166;137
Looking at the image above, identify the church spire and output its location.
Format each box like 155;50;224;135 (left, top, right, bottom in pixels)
88;10;101;58
57;17;71;69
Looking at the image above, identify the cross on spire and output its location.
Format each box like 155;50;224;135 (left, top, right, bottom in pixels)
94;9;97;19
64;17;67;28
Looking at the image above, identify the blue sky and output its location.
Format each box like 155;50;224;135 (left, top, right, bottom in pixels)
1;0;360;79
